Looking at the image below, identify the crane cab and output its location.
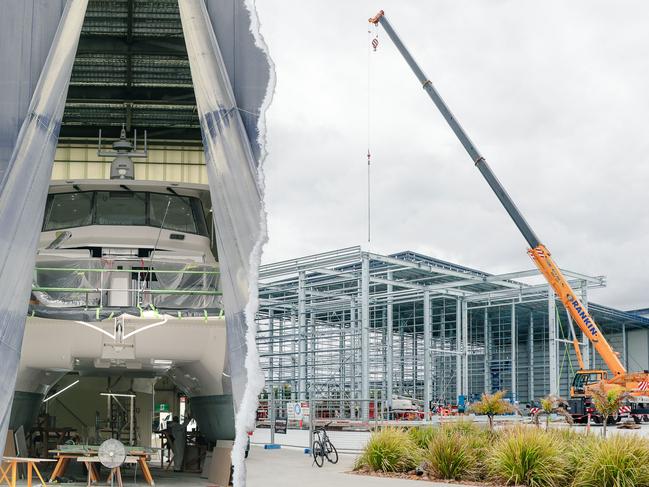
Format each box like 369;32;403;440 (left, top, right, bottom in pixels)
570;370;608;398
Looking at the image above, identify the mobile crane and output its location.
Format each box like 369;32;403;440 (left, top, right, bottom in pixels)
369;10;649;423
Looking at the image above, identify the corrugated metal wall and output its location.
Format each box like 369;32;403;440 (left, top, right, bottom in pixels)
53;144;207;183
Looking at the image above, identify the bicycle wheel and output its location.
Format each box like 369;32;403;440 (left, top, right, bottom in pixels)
324;439;338;464
312;440;325;467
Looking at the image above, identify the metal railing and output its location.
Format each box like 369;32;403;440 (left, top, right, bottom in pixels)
32;263;221;310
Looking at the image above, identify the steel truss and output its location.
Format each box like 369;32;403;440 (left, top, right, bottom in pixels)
256;247;648;420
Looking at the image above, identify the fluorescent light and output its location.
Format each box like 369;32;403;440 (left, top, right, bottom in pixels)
100;392;136;398
43;380;80;402
153;359;173;365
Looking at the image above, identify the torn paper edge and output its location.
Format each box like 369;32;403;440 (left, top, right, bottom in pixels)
231;1;277;486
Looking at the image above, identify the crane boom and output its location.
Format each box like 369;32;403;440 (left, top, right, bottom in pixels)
370;10;626;377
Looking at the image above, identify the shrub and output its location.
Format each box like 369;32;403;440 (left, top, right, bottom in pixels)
574;435;649;487
355;427;419;473
471;390;515;432
488;427;568;487
590;385;629;437
425;432;476;480
408;425;438;449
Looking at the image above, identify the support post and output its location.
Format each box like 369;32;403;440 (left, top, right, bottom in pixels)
455;298;462;403
461;300;469;397
548;287;558;395
298;272;307;401
269;309;274;386
361;255;370;421
484;308;491;393
399;313;405;395
386;272;394;415
290;311;297;399
129;396;134;446
528;313;534;402
350;298;357;419
511;303;517;401
423;290;431;419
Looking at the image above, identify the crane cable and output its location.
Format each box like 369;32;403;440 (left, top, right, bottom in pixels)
367;22;379;245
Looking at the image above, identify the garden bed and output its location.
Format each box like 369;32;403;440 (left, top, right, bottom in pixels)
354;422;649;487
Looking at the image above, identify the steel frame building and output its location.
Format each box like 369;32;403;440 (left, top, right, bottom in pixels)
256;246;649;420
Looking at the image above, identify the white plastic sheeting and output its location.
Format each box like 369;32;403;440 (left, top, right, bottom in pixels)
0;0;88;455
179;1;272;485
32;259;221;310
0;0;67;181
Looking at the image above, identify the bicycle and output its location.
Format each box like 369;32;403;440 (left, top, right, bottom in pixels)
312;421;338;467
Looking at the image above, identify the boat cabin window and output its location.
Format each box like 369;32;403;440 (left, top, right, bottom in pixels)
43;192;93;230
150;193;197;234
43;190;209;236
96;191;147;226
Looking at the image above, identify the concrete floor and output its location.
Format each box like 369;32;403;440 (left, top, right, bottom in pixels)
13;423;649;486
11;446;464;486
246;446;460;487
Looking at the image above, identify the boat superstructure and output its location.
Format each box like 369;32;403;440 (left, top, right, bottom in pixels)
12;177;233;444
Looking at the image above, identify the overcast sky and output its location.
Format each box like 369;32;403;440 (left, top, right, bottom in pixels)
254;1;649;310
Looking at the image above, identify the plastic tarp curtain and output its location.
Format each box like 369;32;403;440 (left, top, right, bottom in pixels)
0;0;67;181
179;2;269;485
0;0;88;456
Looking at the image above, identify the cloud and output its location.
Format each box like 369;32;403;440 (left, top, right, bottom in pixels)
256;0;649;310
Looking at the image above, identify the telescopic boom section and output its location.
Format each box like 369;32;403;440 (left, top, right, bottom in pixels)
370;10;626;376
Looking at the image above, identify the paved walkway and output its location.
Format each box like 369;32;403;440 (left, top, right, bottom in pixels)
247;446;464;487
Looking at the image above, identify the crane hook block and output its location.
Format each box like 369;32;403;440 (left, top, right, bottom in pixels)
369;10;385;24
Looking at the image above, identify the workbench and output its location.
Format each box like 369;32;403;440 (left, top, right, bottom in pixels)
49;447;155;486
0;457;56;487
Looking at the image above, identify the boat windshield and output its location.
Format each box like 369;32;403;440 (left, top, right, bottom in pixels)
43;190;209;236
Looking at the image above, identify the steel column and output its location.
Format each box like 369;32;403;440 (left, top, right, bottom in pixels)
511;304;517;400
455;298;462;401
548;287;558;395
298;272;307;400
484;308;491;393
361;256;370;421
528;314;534;401
423;290;431;418
386;272;394;413
461;300;469;397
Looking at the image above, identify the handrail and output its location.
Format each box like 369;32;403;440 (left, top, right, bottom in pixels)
32;286;221;295
35;267;220;275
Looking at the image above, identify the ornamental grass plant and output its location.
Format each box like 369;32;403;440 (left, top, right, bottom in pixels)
357;421;649;486
487;427;568;487
354;426;419;473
